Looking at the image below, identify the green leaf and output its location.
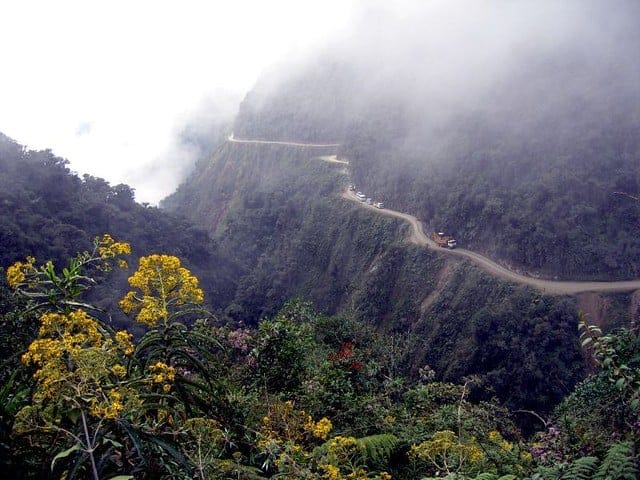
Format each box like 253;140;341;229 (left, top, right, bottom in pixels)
51;443;81;470
102;437;123;448
107;476;134;480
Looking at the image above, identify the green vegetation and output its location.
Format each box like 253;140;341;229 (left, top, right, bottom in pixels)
164;137;597;415
1;241;637;478
0;133;237;328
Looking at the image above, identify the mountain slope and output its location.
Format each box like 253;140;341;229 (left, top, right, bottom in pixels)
220;1;640;280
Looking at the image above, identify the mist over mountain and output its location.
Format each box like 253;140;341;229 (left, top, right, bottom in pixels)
222;0;640;279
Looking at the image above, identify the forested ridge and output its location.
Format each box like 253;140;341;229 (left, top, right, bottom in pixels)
0;133;237;326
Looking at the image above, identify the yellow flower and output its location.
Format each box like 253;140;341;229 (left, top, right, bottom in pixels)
310;417;333;440
321;463;342;480
90;389;125;419
120;254;204;326
327;435;361;458
111;364;127;378
500;440;513;452
468;444;484;464
488;430;502;442
97;234;131;259
114;330;135;355
520;451;533;462
149;362;176;390
6;256;36;288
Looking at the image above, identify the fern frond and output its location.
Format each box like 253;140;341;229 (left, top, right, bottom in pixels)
560;456;598;480
356;433;399;468
593;441;637;480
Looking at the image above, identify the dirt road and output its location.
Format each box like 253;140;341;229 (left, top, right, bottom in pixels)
225;133;640;295
343;191;640;295
228;133;340;148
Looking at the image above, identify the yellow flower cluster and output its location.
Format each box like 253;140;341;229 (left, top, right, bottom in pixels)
120;292;168;327
111;364;127;378
90;389;124;419
149;361;176;393
94;234;131;271
322;464;342;480
114;330;135;355
487;429;514;452
261;400;331;445
6;256;36;288
22;310;103;369
307;416;333;440
520;451;533;462
409;430;484;469
327;436;362;457
119;254;204;326
21;309;138;423
97;233;131;259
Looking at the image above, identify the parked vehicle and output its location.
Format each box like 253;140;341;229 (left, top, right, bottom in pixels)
374;202;384;209
432;231;457;249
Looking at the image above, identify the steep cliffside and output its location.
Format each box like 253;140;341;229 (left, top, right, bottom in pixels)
163;135;596;410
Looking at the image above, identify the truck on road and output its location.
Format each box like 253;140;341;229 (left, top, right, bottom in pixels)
432;231;457;249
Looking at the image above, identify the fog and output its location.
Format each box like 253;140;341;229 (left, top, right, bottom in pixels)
243;0;640;152
125;90;242;204
0;0;356;204
3;1;638;204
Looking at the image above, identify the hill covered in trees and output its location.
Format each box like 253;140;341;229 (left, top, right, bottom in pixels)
0;133;237;325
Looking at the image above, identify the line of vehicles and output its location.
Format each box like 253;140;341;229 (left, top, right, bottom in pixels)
349;184;384;208
349;184;457;249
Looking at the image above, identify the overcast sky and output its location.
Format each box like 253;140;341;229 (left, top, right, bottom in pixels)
0;0;356;203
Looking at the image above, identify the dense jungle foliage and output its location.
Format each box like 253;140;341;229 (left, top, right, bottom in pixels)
0;242;637;479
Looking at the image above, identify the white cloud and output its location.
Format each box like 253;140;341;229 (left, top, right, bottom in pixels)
0;0;355;203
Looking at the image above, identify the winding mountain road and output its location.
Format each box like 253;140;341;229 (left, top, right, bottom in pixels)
228;133;340;148
226;134;640;295
343;191;640;295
